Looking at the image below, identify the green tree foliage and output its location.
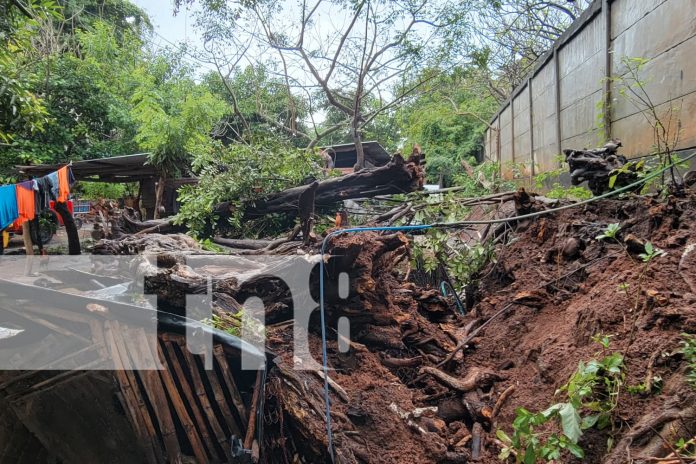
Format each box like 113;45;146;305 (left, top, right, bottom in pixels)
0;1;148;178
130;53;226;178
396;68;498;184
175;140;323;238
203;65;310;146
0;0;57;157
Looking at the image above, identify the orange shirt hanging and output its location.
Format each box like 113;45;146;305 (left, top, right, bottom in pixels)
57;166;70;202
15;181;36;225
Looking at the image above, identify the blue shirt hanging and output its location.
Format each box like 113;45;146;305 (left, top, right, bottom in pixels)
46;171;60;201
0;184;19;230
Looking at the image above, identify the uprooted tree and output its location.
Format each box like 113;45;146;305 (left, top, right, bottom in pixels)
174;139;426;239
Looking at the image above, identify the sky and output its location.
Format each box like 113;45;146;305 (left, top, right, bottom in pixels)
132;0;198;46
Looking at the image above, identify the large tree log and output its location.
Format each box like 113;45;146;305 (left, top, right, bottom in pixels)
119;213;185;235
243;154;423;217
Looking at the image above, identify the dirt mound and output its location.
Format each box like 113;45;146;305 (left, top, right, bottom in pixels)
262;193;696;464
88;193;696;463
466;193;696;463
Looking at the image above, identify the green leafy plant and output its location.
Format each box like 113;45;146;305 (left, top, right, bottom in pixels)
203;310;263;341
174;139;323;238
617;282;630;295
611;56;683;191
638;242;666;263
595;223;621;241
497;404;585;462
626;375;662;395
534;167;565;190
673;437;696;459
681;333;696;390
545;184;593;201
498;337;624;462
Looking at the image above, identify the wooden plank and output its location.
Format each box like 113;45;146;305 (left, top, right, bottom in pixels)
204;356;243;439
23;302;93;323
175;341;236;457
243;370;263;450
105;321;163;464
89;319;109;362
163;341;228;463
124;327;182;464
21;362;99;393
213;345;249;430
150;340;209;464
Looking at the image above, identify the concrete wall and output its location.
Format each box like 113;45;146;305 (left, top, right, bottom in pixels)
484;0;696;179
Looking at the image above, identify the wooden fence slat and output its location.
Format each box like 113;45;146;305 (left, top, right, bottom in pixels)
162;342;224;460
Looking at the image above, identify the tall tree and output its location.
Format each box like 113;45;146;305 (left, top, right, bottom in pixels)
181;0;471;168
0;0;56;157
130;53;226;217
0;0;151;178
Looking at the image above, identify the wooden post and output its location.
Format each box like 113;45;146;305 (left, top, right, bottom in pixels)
528;77;535;177
553;46;563;167
21;221;34;255
603;0;613;141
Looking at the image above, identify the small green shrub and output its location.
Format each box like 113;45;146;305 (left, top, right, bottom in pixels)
638;242;666;263
498;337;624;462
681;333;696;390
595;223;621;241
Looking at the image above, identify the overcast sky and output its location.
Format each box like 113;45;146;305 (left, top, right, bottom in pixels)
133;0;194;44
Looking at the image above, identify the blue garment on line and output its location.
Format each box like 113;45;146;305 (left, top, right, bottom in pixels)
0;184;18;230
45;171;59;201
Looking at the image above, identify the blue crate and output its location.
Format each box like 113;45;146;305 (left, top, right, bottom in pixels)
73;201;91;214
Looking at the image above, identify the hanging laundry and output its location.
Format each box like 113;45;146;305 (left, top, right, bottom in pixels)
36;176;53;210
56;166;71;202
0;184;18;230
16;180;36;225
46;170;60;201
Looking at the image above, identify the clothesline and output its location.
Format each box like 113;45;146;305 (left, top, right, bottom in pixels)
0;164;75;231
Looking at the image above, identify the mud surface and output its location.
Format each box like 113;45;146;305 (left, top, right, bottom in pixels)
262;193;696;464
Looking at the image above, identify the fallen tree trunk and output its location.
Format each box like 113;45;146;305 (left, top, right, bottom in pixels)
120;214;184;235
93;230;483;463
211;237;273;250
243;154;423;218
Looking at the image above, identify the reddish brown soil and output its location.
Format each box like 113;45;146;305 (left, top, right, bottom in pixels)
263;192;696;464
469;193;696;463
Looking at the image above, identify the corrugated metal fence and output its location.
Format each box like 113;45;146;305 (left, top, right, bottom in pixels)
484;0;696;179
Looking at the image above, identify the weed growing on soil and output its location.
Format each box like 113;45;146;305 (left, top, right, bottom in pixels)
595;223;621;241
612;57;683;191
617;282;630;295
638;241;666;263
680;334;696;390
498;337;624;462
673;437;696;459
545;184;593;200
